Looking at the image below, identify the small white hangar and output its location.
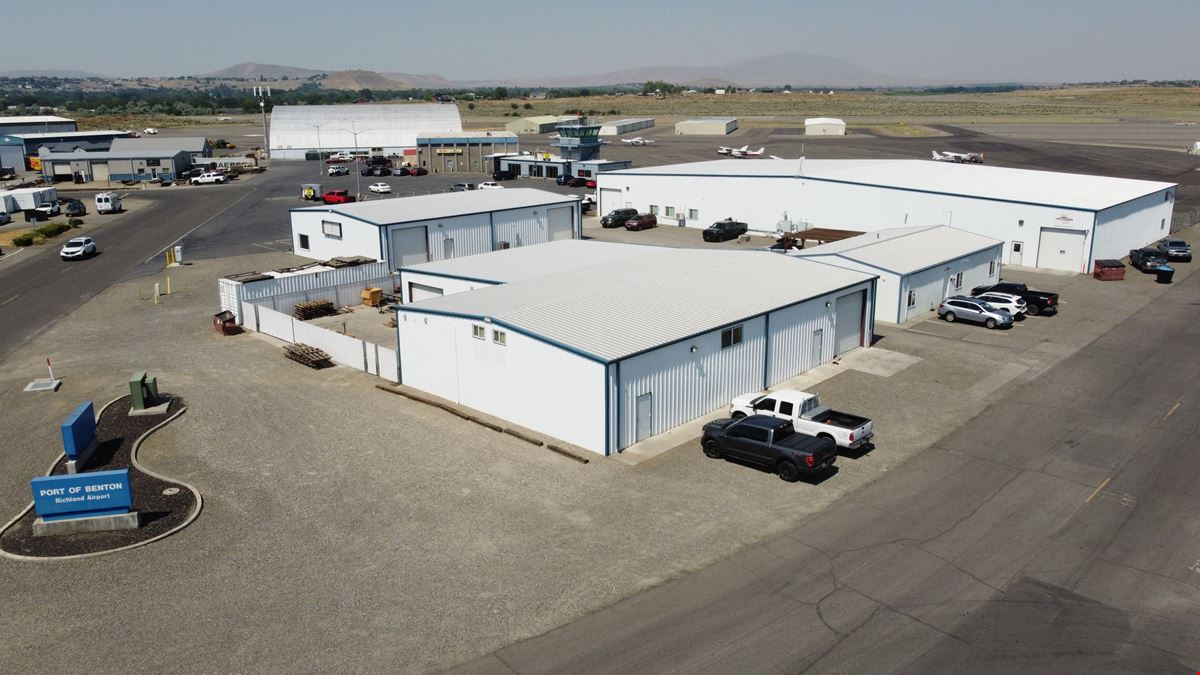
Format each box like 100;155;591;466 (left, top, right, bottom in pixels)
599;118;655;136
789;226;1004;324
396;242;877;455
675;118;739;135
596;159;1177;274
805;117;846;135
290;189;581;270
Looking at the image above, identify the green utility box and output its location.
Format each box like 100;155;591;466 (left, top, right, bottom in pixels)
129;371;160;410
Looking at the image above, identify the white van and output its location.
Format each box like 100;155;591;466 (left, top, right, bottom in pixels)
94;192;122;214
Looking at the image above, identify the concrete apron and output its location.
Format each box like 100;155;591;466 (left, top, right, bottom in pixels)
613;346;922;466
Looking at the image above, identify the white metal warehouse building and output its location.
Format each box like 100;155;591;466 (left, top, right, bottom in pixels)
396;244;877;455
675;118;739;135
269;104;463;159
790;226;1004;323
599;118;655;136
805;117;846;135
596;159;1177;273
290;188;581;270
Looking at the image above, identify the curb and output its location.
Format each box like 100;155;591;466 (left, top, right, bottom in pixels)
0;397;202;562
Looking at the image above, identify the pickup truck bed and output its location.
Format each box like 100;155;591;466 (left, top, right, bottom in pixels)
810;409;870;430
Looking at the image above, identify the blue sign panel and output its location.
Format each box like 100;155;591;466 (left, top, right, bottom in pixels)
60;401;97;460
31;469;133;522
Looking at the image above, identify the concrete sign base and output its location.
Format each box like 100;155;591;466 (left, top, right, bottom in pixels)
32;511;139;537
128;396;172;417
65;437;98;475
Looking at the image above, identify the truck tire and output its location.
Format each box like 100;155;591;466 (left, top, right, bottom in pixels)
731;412;746;420
702;440;723;459
1026;304;1041;316
777;460;801;482
943;312;956;323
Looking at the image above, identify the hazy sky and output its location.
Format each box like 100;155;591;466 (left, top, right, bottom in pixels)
10;0;1199;82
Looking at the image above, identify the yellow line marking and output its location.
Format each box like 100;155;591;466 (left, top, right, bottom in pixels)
1086;477;1112;503
1165;402;1180;419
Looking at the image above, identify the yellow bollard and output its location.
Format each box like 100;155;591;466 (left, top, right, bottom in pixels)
166;276;171;295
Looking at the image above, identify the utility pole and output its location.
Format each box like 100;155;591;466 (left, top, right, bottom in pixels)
253;86;271;159
306;122;324;177
340;122;373;200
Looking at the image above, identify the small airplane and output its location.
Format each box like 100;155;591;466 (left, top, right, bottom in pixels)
717;145;737;155
217;116;232;122
731;146;766;158
143;128;158;135
621;137;655;145
932;150;983;163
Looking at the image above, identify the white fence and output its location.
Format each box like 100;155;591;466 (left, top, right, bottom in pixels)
247;304;399;382
219;261;395;323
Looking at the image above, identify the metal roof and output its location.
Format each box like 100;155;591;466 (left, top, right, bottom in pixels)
111;137;209;152
678;117;738;123
416;131;517;144
11;130;126;139
604;158;1176;212
401;248;875;362
406;240;658;283
0;116;74;125
519;116;559;124
293;188;578;226
36;149;187;160
270;104;462;151
600;118;654;126
805;117;845;125
791;225;1003;275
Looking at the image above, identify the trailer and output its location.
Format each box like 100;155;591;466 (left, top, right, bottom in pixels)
0;186;58;211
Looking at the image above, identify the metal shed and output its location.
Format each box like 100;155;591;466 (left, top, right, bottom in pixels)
396;246;877;455
505;116;560;135
269;104;463;159
805;117;846;135
599;118;655;136
674;118;739;135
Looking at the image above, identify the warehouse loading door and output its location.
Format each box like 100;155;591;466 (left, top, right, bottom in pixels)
389;226;429;269
834;291;865;356
599;189;621;216
409;282;444;302
91;162;109;182
52;162;72;178
1036;227;1086;272
547;206;573;241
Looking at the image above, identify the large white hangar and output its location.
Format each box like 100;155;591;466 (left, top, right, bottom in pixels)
790;226;1004;324
290;188;581;269
596;159;1177;273
269;104;462;159
396;244;877;455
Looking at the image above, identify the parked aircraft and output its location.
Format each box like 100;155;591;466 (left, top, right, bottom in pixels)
621;137;655;145
932;150;984;163
731;146;766;158
717;145;738;155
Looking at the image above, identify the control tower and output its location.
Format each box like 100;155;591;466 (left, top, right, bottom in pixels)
551;116;602;161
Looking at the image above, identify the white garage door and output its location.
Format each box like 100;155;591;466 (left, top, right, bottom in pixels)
599;188;622;217
547;206;573;241
409;282;444;302
834;291;865;356
53;162;72;176
389;226;429;269
90;162;109;181
1037;227;1086;273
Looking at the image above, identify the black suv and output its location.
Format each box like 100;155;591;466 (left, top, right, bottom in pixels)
703;219;749;242
1155;237;1192;263
492;169;517;181
601;208;638;228
701;415;837;482
1130;247;1169;272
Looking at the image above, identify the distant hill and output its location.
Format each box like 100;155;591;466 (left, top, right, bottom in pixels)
202;62;324;79
381;72;453;89
321;70;413;91
0;69;102;79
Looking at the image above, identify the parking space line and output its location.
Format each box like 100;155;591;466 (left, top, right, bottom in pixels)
0;294;17;306
59;265;75;274
1165;402;1181;419
1086;477;1112;503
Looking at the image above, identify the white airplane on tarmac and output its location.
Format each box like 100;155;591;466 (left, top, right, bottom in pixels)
932;150;984;163
621;137;655;145
717;145;740;155
731;146;766;158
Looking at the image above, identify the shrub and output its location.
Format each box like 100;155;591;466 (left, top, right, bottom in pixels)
12;233;35;246
68;218;83;227
34;222;71;238
523;102;532;110
31;234;46;245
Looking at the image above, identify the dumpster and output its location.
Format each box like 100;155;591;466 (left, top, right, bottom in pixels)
213;310;240;335
1093;259;1126;281
1155;265;1175;284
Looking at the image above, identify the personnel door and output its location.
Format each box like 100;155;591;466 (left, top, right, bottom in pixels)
635;393;654;443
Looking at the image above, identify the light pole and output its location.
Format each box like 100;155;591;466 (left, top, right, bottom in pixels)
306;122;324;177
253;86;271;159
339;122;374;199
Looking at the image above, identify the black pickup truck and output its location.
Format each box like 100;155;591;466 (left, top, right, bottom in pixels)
701;415;837;482
970;281;1059;316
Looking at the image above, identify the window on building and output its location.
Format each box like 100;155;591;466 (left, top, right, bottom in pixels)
989;260;996;276
688;209;699;221
649;205;658;215
322;220;342;239
955;272;963;289
1018;219;1024;227
907;290;916;307
1013;242;1023;253
1162;218;1167;230
298;234;310;250
720;324;743;349
146;158;161;167
493;329;507;346
472;325;485;340
665;206;675;217
578;169;593;177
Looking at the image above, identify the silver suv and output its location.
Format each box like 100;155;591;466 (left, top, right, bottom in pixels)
938;296;1013;329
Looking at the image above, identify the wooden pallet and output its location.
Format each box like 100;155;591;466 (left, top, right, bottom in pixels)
284;343;333;369
293;299;336;320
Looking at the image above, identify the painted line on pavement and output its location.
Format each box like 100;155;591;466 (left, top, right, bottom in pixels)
143;188;256;263
0;294;17;306
1086;476;1112;503
0;247;26;263
1165;402;1180;419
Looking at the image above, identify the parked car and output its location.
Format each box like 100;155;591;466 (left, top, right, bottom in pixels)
701;415;838;482
970;291;1027;320
408;167;428;176
63;199;86;217
360;166;376;176
94;192;121;214
703;219;748;242
322;189;355;204
1155;237;1192;262
392;167;411;176
368;182;391;194
324;157;350;164
585;179;597;188
937;296;1014;329
576;196;595;214
969;281;1059;316
625;213;657;231
451;183;476;192
60;236;97;260
190;172;225;185
477;181;504;190
555;174;573;186
729;390;873;451
327;165;350;176
35;202;60;217
181;167;205;179
0;210;11;225
1129;247;1170;272
492;169;517;181
371;166;392;177
601;208;638;228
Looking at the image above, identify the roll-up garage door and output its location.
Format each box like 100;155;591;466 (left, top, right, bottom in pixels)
90;162;109;181
834;290;865;356
1036;227;1086;273
53;162;72;177
599;188;622;217
409;282;444;302
389;226;429;269
547;206;573;241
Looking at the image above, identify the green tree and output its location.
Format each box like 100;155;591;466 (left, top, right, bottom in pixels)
493;86;509;100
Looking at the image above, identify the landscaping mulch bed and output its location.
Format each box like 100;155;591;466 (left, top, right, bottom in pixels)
0;394;197;558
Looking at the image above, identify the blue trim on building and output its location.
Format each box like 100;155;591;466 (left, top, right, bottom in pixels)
402;269;504;285
603;364;612;456
614;361;622;455
762;312;771;389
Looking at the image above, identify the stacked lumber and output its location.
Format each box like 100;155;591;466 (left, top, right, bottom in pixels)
284;343;332;369
293;299;336;320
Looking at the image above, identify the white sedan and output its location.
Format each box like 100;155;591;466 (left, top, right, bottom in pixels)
972;291;1027;320
368;182;392;194
477;181;504;190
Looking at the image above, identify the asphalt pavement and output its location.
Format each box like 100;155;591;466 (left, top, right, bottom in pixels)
452;267;1200;672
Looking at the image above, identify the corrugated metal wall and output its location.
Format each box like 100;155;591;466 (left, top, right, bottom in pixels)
492;208;547;249
899;248;1001;323
397;271;495;304
418;213;493;262
765;293;839;387
616;316;766;449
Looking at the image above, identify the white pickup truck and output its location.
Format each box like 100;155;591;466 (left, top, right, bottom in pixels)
190;172;225;185
729;389;874;451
